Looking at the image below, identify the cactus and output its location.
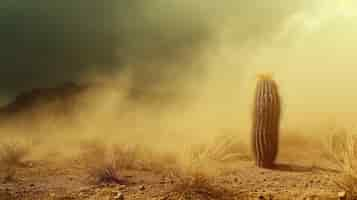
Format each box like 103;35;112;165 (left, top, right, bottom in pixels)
252;74;281;168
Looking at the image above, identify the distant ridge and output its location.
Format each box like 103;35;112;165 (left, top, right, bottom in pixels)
0;82;90;115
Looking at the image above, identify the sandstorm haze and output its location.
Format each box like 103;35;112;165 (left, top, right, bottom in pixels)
0;0;357;152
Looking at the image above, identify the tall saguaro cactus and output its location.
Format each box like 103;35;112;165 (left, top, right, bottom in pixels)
252;74;281;168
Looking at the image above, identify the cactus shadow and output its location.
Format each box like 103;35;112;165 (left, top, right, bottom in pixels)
273;163;338;173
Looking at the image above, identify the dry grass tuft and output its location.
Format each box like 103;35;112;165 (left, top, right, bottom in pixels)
111;143;147;170
326;128;351;170
0;141;31;182
132;149;178;173
333;175;357;200
170;171;234;200
79;141;174;184
79;141;125;184
326;128;357;199
191;133;251;163
166;146;239;200
0;142;30;167
88;160;124;184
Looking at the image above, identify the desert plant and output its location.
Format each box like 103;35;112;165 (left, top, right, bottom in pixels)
79;141;125;184
333;175;357;200
0;141;30;182
169;170;236;200
193;133;251;163
111;144;143;170
0;142;30;167
325;128;351;170
80;140;170;179
167;147;239;200
87;160;124;184
2;166;16;183
326;130;357;199
251;74;281;168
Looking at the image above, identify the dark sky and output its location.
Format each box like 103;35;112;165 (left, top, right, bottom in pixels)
0;1;117;99
0;0;211;101
0;0;306;102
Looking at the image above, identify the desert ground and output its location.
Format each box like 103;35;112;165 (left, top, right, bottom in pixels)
0;84;356;200
0;135;348;200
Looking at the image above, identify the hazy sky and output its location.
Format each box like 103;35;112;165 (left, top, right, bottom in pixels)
2;0;357;143
0;0;305;100
2;0;357;118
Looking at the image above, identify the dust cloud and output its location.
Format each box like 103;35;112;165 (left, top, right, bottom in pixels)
1;0;357;158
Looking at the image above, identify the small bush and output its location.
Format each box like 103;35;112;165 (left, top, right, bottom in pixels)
79;141;170;184
0;142;30;167
166;145;239;200
112;144;143;170
87;160;124;184
333;175;357;200
169;168;237;200
0;141;30;182
2;166;16;183
79;141;125;184
190;133;251;163
326;129;357;199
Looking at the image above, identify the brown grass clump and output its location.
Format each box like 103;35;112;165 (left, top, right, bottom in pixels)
111;143;152;170
109;143;177;173
191;133;251;163
0;141;31;182
166;146;240;200
132;149;178;174
88;160;123;184
79;141;125;184
79;141;173;184
326;128;357;199
333;175;357;200
170;171;234;200
325;128;349;169
0;142;30;167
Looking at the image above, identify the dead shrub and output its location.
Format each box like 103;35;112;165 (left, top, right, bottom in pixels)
79;141;172;184
87;159;124;184
79;141;125;184
111;144;144;170
325;128;352;170
170;171;233;200
166;145;239;200
333;174;357;200
2;166;16;183
0;142;30;167
191;133;251;163
326;128;357;199
111;144;177;173
0;141;31;182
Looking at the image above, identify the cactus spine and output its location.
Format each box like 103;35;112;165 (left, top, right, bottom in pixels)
252;75;281;168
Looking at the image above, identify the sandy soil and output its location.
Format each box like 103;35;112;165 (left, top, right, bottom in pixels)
0;143;345;200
